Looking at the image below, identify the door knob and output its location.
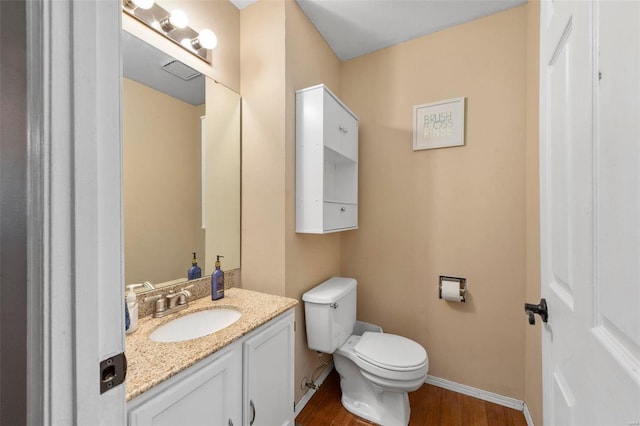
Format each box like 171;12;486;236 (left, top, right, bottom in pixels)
524;298;548;325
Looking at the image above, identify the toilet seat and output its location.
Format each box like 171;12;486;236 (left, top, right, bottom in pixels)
354;332;427;372
335;333;428;394
336;333;428;384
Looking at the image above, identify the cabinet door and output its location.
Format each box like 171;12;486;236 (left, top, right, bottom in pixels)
243;310;295;426
128;344;242;426
323;91;358;161
336;106;358;161
322;90;344;156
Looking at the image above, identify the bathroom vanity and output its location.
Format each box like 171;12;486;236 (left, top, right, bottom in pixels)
125;288;297;426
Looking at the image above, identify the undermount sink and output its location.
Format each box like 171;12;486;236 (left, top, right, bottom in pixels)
149;308;242;343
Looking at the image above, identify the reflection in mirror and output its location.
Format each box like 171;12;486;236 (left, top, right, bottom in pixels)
122;31;240;293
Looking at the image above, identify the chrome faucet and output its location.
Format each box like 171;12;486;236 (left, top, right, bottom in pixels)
144;285;194;318
166;289;190;309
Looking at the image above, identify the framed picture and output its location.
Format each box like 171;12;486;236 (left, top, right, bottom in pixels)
413;97;465;151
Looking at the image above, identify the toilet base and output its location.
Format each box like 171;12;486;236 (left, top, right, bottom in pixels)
334;353;411;426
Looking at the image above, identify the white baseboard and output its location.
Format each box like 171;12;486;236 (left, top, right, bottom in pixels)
425;375;525;411
294;362;334;416
523;402;535;426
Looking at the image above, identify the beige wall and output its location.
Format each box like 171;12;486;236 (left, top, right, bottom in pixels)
240;0;287;296
525;0;542;423
123;0;240;92
123;78;204;285
239;0;542;410
284;0;342;403
240;0;342;402
339;6;528;399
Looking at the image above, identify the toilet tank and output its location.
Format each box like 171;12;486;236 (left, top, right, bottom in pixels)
302;277;357;353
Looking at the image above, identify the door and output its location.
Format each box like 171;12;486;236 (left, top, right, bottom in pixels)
26;0;127;423
243;310;295;426
540;1;640;424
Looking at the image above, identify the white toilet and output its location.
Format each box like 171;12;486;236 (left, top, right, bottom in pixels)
302;277;428;426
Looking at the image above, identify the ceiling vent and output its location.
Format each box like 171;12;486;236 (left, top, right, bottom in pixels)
161;60;201;81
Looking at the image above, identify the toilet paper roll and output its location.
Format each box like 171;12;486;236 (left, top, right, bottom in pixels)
441;280;463;302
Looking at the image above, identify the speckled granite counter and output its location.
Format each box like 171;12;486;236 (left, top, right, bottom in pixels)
125;287;297;401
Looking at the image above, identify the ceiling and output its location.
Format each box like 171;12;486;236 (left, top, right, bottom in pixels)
230;0;526;61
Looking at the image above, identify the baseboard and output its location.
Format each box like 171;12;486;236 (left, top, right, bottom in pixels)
294;362;335;416
523;402;535;426
425;375;525;411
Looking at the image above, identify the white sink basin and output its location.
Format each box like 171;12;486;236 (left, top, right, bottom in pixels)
149;308;242;343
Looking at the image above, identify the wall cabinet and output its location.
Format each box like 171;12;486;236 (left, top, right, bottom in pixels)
127;309;294;426
296;84;359;233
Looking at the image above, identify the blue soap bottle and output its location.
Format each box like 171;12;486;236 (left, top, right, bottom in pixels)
188;252;202;280
125;301;131;332
211;255;225;300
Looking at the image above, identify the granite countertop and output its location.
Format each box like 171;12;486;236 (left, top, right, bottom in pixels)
125;287;298;401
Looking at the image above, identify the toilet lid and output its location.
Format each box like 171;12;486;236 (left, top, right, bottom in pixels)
354;332;427;371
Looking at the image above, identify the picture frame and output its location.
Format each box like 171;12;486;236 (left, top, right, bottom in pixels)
413;97;465;151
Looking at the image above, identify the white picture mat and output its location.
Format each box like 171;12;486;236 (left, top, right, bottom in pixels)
413;97;465;150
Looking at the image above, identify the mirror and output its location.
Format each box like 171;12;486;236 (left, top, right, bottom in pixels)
122;31;240;293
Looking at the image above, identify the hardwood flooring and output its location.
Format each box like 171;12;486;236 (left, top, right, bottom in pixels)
296;370;527;426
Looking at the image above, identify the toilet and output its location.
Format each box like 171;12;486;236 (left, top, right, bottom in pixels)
302;277;428;426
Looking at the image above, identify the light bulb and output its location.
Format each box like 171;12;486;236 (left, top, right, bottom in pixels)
169;10;188;29
198;29;217;50
160;9;188;32
131;0;154;9
181;38;194;51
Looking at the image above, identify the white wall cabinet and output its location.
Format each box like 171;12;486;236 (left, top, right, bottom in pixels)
127;309;294;426
296;84;359;233
243;310;295;426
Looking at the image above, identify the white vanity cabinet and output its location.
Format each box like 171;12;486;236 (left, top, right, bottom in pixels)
127;343;242;426
296;84;359;233
127;309;295;426
243;310;295;426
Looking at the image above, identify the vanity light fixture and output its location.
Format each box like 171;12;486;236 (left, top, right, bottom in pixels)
122;1;216;63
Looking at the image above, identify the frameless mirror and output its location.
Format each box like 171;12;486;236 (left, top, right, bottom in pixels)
122;31;240;293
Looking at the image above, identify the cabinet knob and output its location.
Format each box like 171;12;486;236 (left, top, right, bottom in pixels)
228;420;233;426
338;125;348;134
340;207;346;213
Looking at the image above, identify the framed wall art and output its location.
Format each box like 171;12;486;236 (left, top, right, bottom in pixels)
413;97;465;151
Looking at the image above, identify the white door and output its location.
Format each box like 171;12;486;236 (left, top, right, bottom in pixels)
243;310;295;426
540;1;640;425
27;0;127;423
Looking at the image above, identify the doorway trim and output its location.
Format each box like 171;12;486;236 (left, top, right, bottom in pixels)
26;0;126;424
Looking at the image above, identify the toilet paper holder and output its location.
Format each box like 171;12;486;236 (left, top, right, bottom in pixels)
439;276;466;302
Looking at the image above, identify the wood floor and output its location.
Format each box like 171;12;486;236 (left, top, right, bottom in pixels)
296;370;527;426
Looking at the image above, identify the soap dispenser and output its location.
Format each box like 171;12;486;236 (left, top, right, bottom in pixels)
126;284;142;334
125;302;131;332
188;252;202;280
211;255;225;300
